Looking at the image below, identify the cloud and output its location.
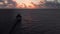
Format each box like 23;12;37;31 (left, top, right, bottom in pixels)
0;0;3;2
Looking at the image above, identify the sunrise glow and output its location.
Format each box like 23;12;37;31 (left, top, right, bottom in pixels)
12;0;45;9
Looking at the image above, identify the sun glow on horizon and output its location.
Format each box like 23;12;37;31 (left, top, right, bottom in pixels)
12;0;45;9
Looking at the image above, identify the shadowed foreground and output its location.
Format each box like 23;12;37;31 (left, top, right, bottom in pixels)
0;9;59;34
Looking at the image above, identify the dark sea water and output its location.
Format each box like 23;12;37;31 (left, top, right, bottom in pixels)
0;9;60;34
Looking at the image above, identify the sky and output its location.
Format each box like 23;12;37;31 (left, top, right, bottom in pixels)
46;0;55;1
47;0;60;3
0;0;59;8
58;0;60;3
0;0;60;3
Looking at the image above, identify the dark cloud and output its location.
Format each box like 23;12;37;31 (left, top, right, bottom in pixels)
0;0;3;2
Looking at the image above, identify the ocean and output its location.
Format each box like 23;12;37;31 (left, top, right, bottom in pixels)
0;9;59;34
